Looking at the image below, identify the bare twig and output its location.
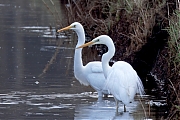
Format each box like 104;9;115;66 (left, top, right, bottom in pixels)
42;0;59;26
89;5;108;32
38;45;61;78
168;79;179;101
167;109;178;120
73;0;83;16
138;97;147;119
149;100;151;117
50;0;62;27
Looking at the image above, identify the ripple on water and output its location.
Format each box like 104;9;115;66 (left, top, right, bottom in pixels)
0;90;166;119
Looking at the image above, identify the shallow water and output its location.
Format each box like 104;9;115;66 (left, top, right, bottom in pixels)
0;0;166;119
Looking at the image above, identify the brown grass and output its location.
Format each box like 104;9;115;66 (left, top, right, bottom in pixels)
166;7;180;120
66;0;166;61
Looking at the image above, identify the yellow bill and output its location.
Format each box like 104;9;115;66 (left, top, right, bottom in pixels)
76;41;95;49
57;25;72;32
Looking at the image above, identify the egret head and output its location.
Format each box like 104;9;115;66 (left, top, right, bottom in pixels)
57;22;83;33
76;35;112;49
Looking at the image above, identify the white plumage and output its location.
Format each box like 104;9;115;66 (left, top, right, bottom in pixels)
77;35;145;112
57;22;109;97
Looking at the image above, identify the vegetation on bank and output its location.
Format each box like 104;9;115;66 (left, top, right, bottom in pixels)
66;0;180;119
167;11;180;76
66;0;163;57
166;10;180;119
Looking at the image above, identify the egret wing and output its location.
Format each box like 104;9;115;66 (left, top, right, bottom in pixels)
104;62;139;104
85;62;106;92
90;62;103;73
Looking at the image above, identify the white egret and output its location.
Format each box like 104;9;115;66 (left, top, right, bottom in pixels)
77;35;145;112
57;22;109;97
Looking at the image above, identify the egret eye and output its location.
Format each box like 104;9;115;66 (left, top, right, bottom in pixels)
95;39;99;42
74;25;76;28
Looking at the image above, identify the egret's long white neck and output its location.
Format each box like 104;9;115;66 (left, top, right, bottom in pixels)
102;40;115;78
74;30;85;71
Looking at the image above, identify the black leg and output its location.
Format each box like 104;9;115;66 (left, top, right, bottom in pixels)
114;98;119;113
124;104;126;112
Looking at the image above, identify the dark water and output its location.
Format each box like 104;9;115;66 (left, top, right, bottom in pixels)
0;0;166;119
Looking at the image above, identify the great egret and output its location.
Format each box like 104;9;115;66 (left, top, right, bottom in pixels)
77;35;145;112
57;22;109;97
